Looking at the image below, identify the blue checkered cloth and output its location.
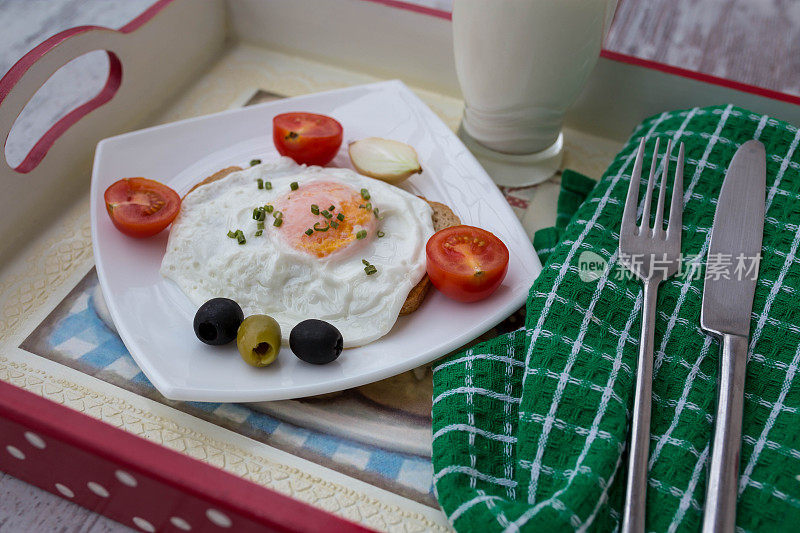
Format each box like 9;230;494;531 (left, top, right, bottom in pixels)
26;270;434;502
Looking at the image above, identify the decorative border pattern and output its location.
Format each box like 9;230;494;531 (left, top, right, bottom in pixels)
0;353;447;531
0;198;93;345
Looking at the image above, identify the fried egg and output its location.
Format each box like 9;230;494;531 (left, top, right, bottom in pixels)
161;157;434;347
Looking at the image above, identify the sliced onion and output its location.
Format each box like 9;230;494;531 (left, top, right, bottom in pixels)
348;137;422;185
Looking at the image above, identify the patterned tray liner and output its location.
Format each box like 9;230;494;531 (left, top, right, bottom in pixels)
14;87;546;510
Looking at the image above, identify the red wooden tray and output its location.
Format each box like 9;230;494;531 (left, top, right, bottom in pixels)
1;0;799;531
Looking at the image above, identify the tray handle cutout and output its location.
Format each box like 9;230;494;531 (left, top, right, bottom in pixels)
0;26;123;174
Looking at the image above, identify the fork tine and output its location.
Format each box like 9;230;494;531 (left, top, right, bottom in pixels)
622;138;646;234
639;137;660;232
653;139;672;234
667;142;685;239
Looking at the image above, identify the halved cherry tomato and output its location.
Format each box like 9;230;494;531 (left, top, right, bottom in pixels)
273;112;343;166
104;178;181;238
426;225;509;302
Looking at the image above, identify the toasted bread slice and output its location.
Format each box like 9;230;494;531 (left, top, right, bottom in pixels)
356;366;433;417
399;197;460;315
186;168;459;315
184;165;243;197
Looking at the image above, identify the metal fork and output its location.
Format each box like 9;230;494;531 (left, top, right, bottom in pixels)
619;138;684;533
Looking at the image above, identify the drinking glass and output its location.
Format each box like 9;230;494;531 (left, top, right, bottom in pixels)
453;0;618;185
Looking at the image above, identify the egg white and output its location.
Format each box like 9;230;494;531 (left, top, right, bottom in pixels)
160;157;434;347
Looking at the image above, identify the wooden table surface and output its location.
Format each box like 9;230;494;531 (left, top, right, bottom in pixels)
0;0;796;531
607;0;800;96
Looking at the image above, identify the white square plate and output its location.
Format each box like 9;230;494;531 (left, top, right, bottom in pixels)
91;80;541;402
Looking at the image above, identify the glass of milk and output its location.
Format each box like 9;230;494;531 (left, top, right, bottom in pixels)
453;0;617;185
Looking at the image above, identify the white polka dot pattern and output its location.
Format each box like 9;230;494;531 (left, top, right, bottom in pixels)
132;517;155;532
6;445;25;460
24;431;46;449
87;481;109;498
170;516;192;530
55;483;75;498
3;426;253;532
115;469;138;487
206;509;232;528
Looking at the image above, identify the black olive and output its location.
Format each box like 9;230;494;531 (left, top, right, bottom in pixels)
289;319;343;364
193;298;244;345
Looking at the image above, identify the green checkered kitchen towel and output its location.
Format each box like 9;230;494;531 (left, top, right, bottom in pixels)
432;104;800;532
532;169;598;265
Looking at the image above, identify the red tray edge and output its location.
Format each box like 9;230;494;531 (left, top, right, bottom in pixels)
0;379;371;532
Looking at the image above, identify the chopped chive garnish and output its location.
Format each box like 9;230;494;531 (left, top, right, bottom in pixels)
264;204;274;213
290;181;299;191
377;231;385;238
328;205;335;211
254;229;263;236
250;159;261;166
311;204;319;215
373;208;380;217
304;228;314;236
361;260;378;274
337;213;345;222
227;230;237;238
361;188;370;200
257;221;265;230
273;210;283;219
236;230;246;245
321;210;332;219
273;218;283;227
252;208;260;219
330;220;339;229
314;221;330;232
257;178;264;189
356;230;367;240
365;202;372;211
265;181;272;190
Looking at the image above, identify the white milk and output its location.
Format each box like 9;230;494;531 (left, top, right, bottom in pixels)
453;0;617;154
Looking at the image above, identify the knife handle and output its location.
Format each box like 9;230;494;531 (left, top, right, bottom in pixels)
703;333;748;533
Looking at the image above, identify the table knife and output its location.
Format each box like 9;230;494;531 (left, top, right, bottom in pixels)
700;140;766;533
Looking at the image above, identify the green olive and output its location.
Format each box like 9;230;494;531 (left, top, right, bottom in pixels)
236;315;281;367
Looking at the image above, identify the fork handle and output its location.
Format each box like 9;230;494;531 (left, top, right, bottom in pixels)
702;333;748;533
622;278;660;533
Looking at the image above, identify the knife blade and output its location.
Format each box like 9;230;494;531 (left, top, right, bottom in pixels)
700;139;766;533
701;140;766;336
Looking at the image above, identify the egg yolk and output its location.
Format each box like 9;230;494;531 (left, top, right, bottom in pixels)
274;181;378;257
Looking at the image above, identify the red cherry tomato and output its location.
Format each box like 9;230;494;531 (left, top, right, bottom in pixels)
426;225;509;302
273;112;343;166
104;178;181;238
